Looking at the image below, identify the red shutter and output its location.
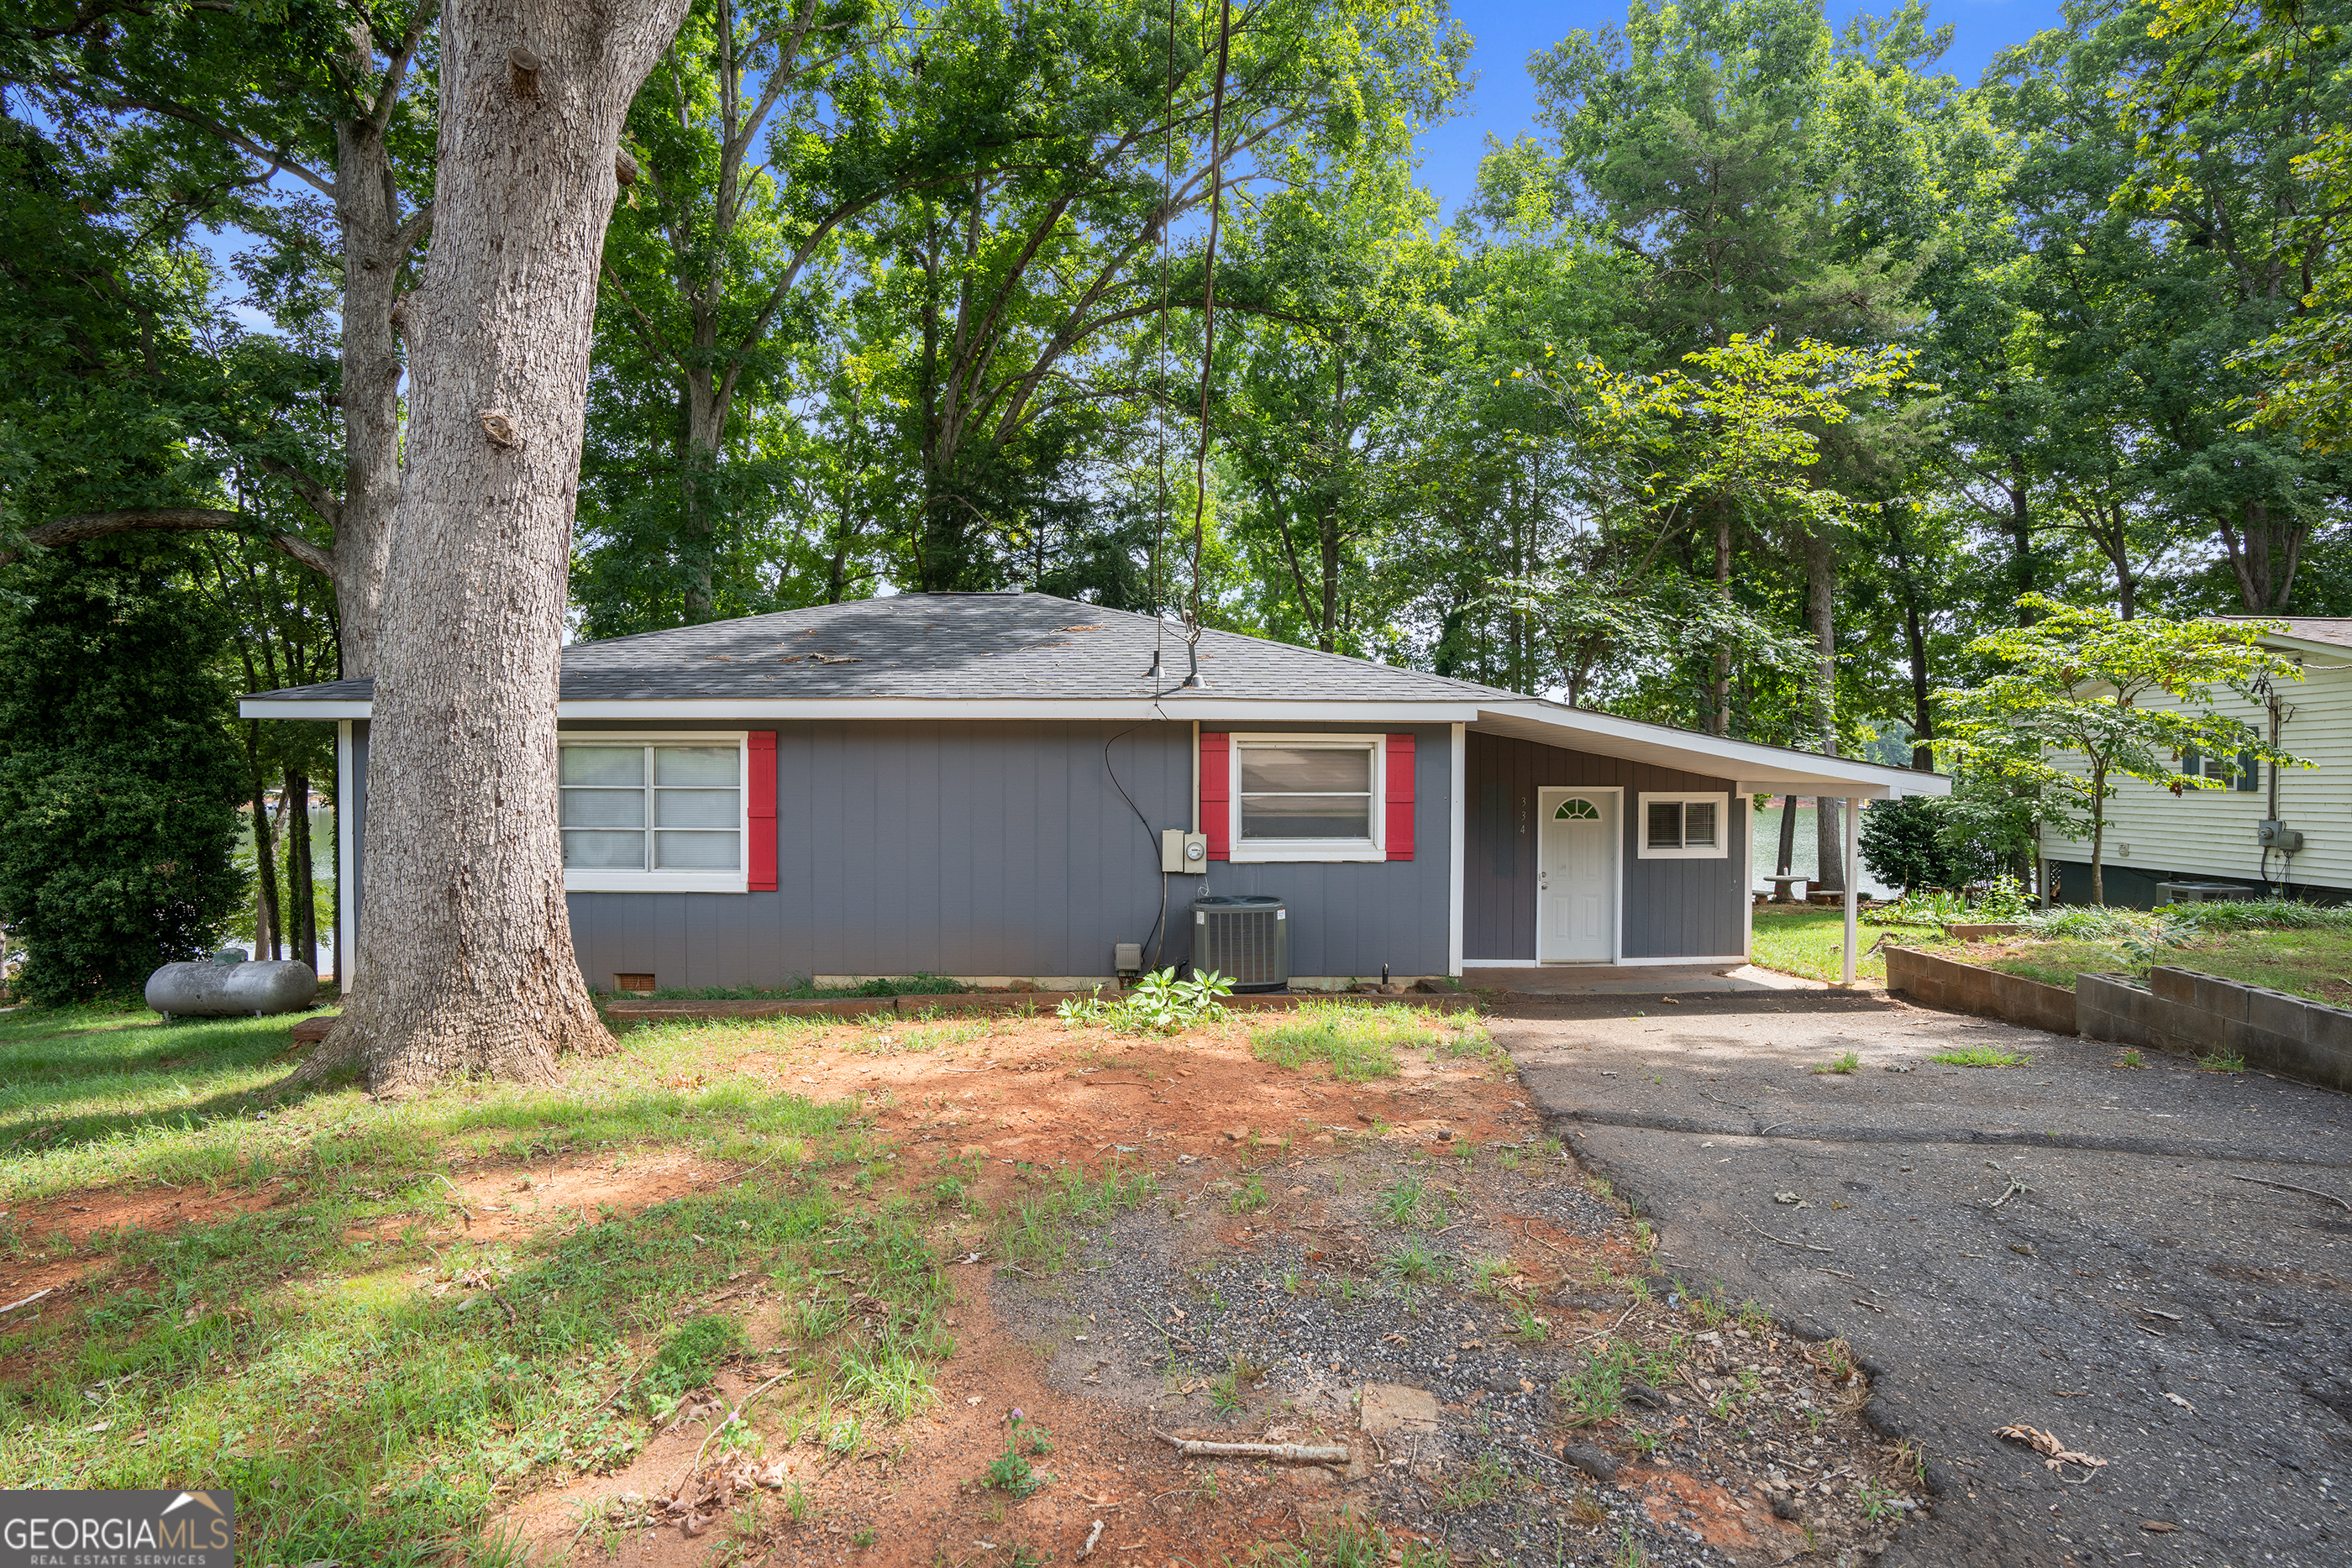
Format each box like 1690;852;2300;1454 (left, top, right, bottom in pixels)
1200;732;1231;861
747;731;778;891
1385;733;1415;861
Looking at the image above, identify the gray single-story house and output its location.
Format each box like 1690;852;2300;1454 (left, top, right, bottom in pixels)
239;592;1944;991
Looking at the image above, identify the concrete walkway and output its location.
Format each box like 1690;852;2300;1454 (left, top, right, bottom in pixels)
1495;988;2352;1568
1470;963;1821;997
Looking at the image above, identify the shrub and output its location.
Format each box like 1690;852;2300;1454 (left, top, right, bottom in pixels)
0;546;244;1001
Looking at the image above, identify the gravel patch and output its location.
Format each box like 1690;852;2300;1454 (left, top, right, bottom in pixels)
998;1134;1920;1565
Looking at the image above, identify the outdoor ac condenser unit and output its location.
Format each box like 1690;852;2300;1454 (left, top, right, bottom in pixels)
1191;894;1289;993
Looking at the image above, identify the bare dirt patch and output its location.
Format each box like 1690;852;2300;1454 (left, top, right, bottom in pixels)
484;1015;1923;1566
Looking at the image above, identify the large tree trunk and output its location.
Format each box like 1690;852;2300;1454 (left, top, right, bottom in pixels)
2218;499;2305;611
250;775;281;962
330;45;421;681
286;769;318;973
1804;528;1843;894
1710;503;1732;737
314;0;691;1096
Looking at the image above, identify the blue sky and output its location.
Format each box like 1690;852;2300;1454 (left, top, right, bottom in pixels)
1414;0;2068;221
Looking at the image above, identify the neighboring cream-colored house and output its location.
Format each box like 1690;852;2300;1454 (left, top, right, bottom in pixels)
2039;618;2352;907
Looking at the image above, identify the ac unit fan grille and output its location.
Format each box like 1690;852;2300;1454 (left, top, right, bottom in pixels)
1197;906;1288;989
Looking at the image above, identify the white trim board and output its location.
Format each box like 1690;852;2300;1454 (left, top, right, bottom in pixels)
336;720;356;987
1458;955;1753;968
240;695;1948;799
1447;722;1466;978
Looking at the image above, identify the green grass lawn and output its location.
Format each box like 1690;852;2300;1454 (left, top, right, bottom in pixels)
1748;905;1922;985
1972;927;2352;1004
0;1002;1004;1563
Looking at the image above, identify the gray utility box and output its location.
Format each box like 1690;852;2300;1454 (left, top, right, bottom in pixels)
1192;894;1289;993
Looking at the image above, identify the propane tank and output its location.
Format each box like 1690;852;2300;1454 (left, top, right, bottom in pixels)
146;957;318;1018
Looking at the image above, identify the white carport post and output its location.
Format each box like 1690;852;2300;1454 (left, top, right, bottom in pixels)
1841;795;1861;986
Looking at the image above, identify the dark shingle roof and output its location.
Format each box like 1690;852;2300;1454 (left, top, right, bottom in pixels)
251;593;1525;704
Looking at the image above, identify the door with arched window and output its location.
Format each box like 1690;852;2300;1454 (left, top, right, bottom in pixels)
1536;787;1618;962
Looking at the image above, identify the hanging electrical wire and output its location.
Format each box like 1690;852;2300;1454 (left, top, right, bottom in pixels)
1181;0;1234;690
1146;0;1179;683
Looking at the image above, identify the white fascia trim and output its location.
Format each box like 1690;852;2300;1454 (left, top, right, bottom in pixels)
1473;699;1945;796
241;697;1488;723
242;699;371;719
1616;954;1753;967
566;699;1488;721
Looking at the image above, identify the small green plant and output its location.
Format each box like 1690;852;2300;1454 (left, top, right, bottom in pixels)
1227;1173;1268;1214
1210;1371;1245;1414
986;1413;1052;1496
1058;968;1236;1033
1383;1235;1446;1284
1377;1177;1426;1227
1439;1451;1509;1510
2197;1051;2248;1073
1468;1256;1515;1297
1856;1480;1894;1523
1813;1051;1861;1075
852;1527;877;1547
2119;1047;2145;1067
1556;1344;1632;1422
1509;1301;1549;1342
1929;1046;2029;1068
785;1483;813;1523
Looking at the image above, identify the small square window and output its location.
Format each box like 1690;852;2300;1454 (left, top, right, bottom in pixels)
1637;793;1730;859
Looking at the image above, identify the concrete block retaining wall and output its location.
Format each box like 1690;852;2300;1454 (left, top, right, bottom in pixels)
1883;946;2079;1036
2082;968;2352;1093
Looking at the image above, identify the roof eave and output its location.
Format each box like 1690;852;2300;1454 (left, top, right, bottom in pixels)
1470;701;1949;799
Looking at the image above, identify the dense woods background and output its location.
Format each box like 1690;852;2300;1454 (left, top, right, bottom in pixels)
2;0;2348;981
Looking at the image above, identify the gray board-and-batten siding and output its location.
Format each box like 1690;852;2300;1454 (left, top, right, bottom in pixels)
342;719;1749;985
571;718;1457;984
348;719;1457;987
1464;730;1747;962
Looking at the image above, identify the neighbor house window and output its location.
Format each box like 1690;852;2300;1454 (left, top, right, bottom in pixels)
1230;737;1384;863
560;735;748;891
2182;747;2261;793
1637;793;1730;859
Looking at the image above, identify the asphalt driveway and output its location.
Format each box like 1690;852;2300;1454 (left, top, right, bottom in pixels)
1496;989;2352;1568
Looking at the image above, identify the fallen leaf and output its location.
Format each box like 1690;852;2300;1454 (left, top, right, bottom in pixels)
2141;1521;2176;1533
2164;1392;2197;1413
1996;1424;2107;1473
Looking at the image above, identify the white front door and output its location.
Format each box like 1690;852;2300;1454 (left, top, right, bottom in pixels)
1538;789;1617;962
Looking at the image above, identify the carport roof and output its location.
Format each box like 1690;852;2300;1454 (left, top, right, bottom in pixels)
242;591;1945;799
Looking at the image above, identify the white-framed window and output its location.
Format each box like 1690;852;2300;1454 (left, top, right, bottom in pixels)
1637;792;1730;859
1229;734;1385;863
559;732;748;892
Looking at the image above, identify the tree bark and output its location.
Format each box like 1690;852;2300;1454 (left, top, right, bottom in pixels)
1710;502;1732;737
1774;794;1798;892
312;0;691;1096
250;774;280;962
286;769;318;973
2090;765;2108;908
1804;527;1843;894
